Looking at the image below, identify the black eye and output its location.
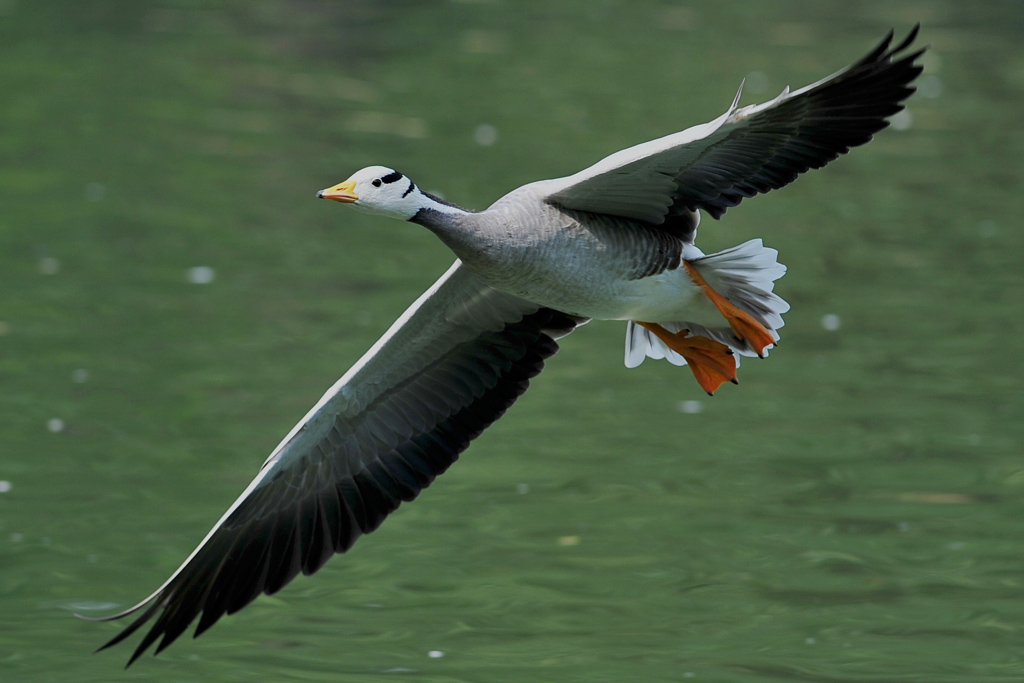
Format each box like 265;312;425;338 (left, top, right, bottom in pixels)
372;178;382;188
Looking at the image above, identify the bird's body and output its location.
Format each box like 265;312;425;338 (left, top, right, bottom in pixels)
85;27;924;666
414;187;709;322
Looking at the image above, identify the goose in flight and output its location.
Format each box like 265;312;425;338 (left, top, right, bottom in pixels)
85;27;923;665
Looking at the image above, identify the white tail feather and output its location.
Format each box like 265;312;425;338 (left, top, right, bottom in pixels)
624;239;789;368
694;239;789;332
625;321;689;368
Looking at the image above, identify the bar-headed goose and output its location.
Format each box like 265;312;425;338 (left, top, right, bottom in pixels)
87;27;923;664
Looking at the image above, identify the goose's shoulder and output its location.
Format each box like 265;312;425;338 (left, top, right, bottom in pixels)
486;179;564;213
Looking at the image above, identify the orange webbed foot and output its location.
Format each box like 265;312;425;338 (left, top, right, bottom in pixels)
682;260;776;357
637;322;738;395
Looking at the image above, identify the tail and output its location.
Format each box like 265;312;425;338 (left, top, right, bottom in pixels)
625;239;790;369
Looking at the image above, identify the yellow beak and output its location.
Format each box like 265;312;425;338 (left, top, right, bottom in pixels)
317;179;358;203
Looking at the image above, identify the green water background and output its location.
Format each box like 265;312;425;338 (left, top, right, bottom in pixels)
2;1;1023;680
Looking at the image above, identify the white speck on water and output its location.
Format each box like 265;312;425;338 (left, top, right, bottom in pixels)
72;368;90;383
473;124;498;147
683;673;695;679
47;418;65;433
39;257;61;275
428;650;445;659
947;541;965;551
745;71;769;94
917;74;943;98
0;481;11;493
187;266;216;284
805;637;816;645
899;522;910;532
516;483;530;495
85;182;106;202
678;400;703;414
10;533;22;542
821;314;841;331
890;109;912;131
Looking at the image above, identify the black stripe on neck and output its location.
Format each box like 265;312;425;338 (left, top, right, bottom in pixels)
421;189;469;212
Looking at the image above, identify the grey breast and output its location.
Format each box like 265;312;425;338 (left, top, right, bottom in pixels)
451;186;685;312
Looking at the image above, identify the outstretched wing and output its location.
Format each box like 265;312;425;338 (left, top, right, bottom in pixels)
83;261;585;666
543;26;924;237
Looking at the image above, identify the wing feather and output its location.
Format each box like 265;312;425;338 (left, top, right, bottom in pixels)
543;26;923;229
83;261;585;665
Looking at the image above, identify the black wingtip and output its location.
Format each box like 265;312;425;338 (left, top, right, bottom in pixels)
881;26;896;47
856;24;920;71
858;27;895;66
891;23;921;56
153;636;174;657
95;623;141;655
126;630;162;668
880;25;923;67
124;647;145;669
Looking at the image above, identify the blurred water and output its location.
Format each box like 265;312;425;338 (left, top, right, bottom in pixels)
2;1;1023;681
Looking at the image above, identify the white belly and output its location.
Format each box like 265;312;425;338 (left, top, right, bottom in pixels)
500;265;725;327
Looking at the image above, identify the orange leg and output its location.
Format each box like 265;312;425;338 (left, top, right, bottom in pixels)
637;322;738;396
682;260;775;358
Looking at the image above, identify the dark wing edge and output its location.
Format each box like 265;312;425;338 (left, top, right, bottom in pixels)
673;24;924;219
540;25;924;233
81;264;585;666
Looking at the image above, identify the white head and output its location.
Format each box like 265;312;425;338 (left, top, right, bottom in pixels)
318;165;458;221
